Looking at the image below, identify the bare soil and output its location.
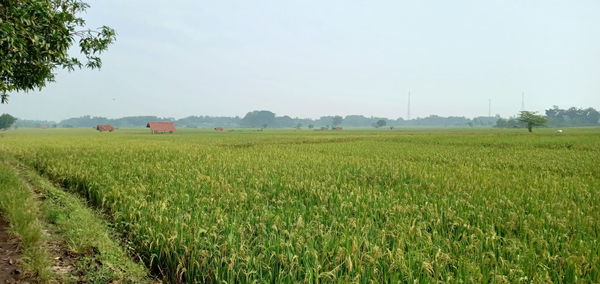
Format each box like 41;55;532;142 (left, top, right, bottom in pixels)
0;218;27;284
47;237;80;282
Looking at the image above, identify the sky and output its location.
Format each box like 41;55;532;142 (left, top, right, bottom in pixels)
2;0;599;121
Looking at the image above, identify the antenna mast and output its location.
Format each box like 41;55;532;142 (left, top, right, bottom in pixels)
407;91;411;120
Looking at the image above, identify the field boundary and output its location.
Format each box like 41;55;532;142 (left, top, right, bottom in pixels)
0;159;53;282
0;155;155;283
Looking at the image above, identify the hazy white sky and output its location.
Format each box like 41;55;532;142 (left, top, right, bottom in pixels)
2;0;599;121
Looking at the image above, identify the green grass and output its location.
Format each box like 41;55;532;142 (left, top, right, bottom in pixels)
0;158;52;282
13;160;152;283
1;127;599;282
0;154;151;283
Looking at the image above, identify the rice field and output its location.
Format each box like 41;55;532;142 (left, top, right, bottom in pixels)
0;128;598;282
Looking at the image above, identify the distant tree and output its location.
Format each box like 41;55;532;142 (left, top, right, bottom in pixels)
176;115;241;128
375;119;386;128
240;111;275;128
343;115;373;127
332;116;343;126
308;124;314;129
295;123;302;129
407;115;470;127
518;111;548;132
274;115;295;128
344;115;372;127
472;116;497;127
545;106;600;127
495;117;524;128
0;114;17;130
1;0;116;103
495;118;507;128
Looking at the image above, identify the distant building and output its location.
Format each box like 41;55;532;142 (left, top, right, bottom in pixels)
333;126;343;130
214;127;224;131
96;125;114;132
147;122;176;134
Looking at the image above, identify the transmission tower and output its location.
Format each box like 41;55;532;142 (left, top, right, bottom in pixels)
407;91;411;120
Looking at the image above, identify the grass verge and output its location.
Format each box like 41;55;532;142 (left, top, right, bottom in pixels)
15;162;151;283
0;154;152;283
0;160;52;282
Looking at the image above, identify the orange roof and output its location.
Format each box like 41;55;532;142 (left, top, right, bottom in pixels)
147;122;176;132
96;125;114;132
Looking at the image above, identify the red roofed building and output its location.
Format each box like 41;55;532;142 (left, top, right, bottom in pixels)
96;125;114;132
214;127;224;131
147;122;176;134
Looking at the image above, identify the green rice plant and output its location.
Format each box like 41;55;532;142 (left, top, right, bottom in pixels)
0;128;598;282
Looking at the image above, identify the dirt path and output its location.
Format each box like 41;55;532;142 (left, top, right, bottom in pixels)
0;218;27;284
0;159;156;283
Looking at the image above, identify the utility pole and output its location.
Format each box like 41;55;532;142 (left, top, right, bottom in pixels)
488;98;491;117
521;92;525;111
407;91;411;120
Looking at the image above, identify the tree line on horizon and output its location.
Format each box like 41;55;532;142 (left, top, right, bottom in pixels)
7;106;599;130
12;113;497;129
496;106;600;129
